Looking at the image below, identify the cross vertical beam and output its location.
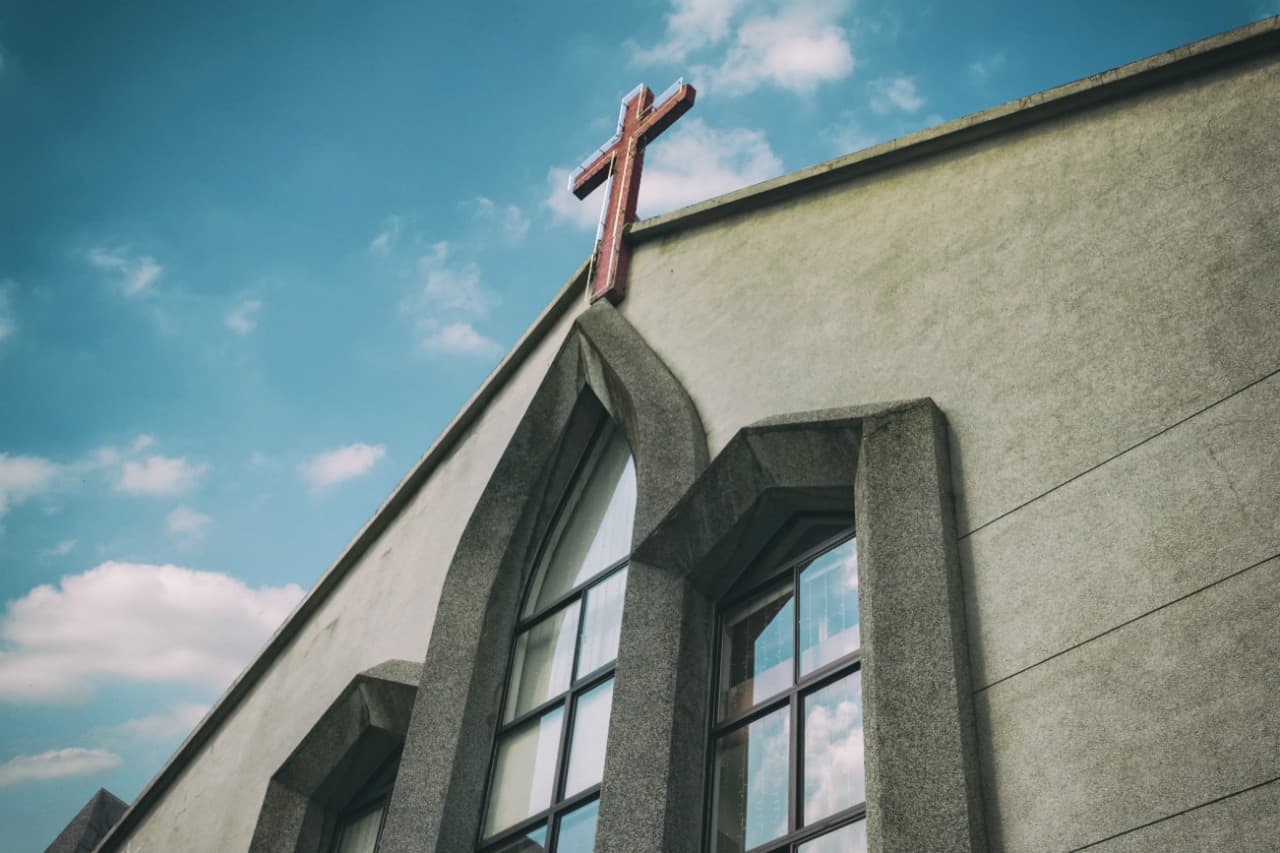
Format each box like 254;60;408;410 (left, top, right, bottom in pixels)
570;81;696;305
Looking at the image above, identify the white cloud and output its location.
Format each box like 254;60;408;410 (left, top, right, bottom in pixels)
546;168;609;231
0;280;15;342
416;242;498;318
166;506;212;544
639;118;784;216
467;197;530;245
0;453;62;519
869;75;925;114
300;443;386;492
633;0;747;64
547;118;784;228
248;451;278;470
368;215;405;256
968;52;1007;82
40;539;77;561
0;748;121;786
131;434;154;454
0;561;304;703
698;4;855;95
823;114;882;154
116;455;207;497
101;702;209;743
421;321;503;358
634;0;854;95
88;247;163;297
225;299;263;336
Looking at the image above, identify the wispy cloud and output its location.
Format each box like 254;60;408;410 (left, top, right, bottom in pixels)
968;52;1007;82
421;321;502;357
823;114;883;154
0;454;62;520
869;75;924;114
225;298;263;336
166;505;211;544
116;455;207;497
466;197;530;245
635;0;855;96
39;539;77;561
0;748;122;786
0;280;15;342
368;215;406;256
549;117;784;228
299;442;386;492
0;561;303;704
415;242;499;318
99;702;209;743
87;247;163;297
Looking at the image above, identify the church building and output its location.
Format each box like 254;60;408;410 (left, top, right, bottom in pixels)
58;16;1280;853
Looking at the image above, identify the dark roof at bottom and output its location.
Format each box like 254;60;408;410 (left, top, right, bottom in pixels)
45;788;128;853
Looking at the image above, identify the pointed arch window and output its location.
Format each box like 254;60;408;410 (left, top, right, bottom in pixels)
479;420;636;852
709;518;866;853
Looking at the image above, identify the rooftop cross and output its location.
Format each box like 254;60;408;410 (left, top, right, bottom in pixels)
569;80;696;305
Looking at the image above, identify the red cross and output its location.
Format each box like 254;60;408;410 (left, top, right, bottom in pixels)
570;80;696;305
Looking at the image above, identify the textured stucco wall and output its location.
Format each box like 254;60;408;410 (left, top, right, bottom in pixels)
110;305;583;853
620;52;1280;850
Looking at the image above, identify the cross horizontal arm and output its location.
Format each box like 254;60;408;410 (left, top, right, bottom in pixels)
637;83;696;145
572;147;617;199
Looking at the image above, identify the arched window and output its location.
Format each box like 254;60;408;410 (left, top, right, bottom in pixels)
709;518;866;853
479;420;637;852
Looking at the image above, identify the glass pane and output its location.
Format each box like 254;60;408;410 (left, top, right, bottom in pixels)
485;708;565;837
555;798;600;853
803;671;864;825
799;538;859;675
334;803;384;853
797;820;867;853
487;825;548;852
505;602;581;723
719;582;794;720
564;678;614;797
525;427;636;615
576;568;627;678
711;706;790;853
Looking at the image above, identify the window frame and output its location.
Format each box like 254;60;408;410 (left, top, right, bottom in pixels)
329;748;401;853
477;419;635;852
705;521;865;853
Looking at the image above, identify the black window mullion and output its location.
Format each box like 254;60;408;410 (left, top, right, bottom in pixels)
791;561;802;835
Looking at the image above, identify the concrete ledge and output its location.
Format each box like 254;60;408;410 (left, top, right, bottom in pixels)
247;660;421;853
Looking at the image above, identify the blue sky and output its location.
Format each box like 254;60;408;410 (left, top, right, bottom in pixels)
0;0;1275;848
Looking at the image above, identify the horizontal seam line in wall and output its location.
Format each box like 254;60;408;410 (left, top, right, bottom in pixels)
975;549;1280;693
1068;773;1280;851
957;364;1280;541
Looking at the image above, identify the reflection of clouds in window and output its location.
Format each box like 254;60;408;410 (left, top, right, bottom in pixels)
525;430;635;615
576;569;627;677
713;708;790;853
505;603;581;722
799;539;859;675
803;672;864;824
796;819;867;853
721;585;794;719
564;679;615;796
485;708;565;836
746;709;790;848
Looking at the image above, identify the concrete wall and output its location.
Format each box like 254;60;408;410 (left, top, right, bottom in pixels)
620;50;1280;850
111;305;583;853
